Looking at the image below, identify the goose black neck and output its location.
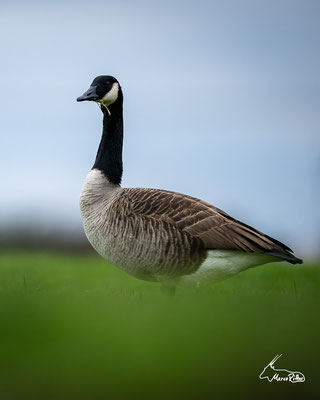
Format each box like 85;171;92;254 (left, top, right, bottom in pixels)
93;98;123;185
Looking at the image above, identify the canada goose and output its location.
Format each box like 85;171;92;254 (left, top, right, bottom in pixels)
77;75;302;291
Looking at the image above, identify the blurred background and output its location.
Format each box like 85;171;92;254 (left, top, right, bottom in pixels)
0;0;319;255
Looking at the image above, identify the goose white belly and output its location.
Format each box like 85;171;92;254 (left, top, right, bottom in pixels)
180;250;279;286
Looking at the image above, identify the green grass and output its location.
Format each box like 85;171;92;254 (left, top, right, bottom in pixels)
0;251;319;400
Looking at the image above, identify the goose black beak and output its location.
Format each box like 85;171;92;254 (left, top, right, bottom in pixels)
77;86;99;102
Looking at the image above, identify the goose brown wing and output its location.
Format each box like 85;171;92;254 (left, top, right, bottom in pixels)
125;188;302;264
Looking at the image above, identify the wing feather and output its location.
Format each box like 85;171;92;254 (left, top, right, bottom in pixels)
123;187;302;264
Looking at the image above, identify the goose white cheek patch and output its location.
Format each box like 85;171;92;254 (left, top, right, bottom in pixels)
101;82;119;106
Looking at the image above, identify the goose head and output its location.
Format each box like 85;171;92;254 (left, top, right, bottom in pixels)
77;75;122;109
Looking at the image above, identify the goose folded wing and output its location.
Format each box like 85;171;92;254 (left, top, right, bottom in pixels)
125;188;301;263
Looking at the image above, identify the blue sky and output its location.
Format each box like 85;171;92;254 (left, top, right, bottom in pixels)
0;0;319;256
